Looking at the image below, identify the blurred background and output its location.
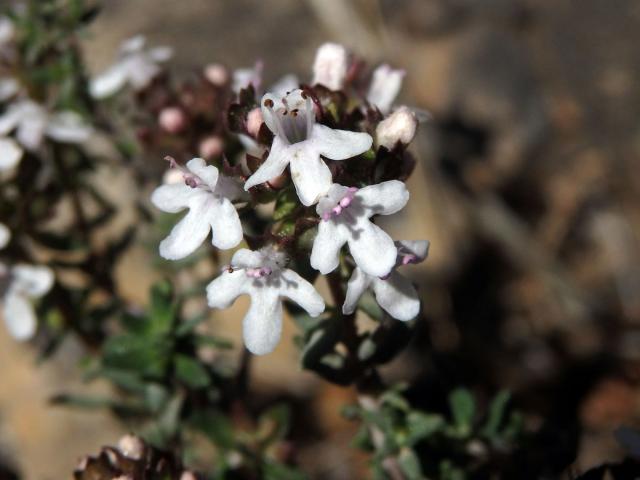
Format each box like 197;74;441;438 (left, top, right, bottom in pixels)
2;0;640;478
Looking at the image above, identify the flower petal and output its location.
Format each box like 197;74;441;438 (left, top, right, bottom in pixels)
16;114;47;151
311;124;372;160
151;183;203;213
90;63;129;99
342;267;373;315
208;198;243;250
12;265;54;297
0;137;23;171
0;107;21;136
244;136;291;191
149;46;173;63
357;180;409;216
3;292;37;341
215;174;249;202
231;249;264;269
0;223;9;249
158;196;214;260
270;74;299;97
186;157;219;190
0;78;19;102
260;92;285;134
289;145;332;206
46;111;92;144
372;272;420;321
348;220;397;277
312;43;348;91
396;240;430;263
243;287;283;355
367;65;405;114
279;269;325;317
310;221;347;274
206;270;250;309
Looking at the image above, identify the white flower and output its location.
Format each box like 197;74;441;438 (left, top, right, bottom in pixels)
151;157;245;260
0;16;15;49
90;35;172;99
310;181;409;277
233;61;299;100
375;106;418;149
312;43;348;91
0;137;22;171
0;225;54;341
343;240;429;321
206;246;325;355
0;77;19;101
244;89;372;206
0;99;92;152
367;64;405;115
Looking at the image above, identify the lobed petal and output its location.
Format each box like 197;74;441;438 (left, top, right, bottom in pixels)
150;183;203;213
231;249;264;269
289;144;332;206
348;219;397;277
186;157;219;190
310;221;347;274
206;270;250;309
357;180;409;217
243;136;291;191
207;198;243;250
311;124;372;160
342;267;373;315
372;272;420;321
279;269;325;317
158;196;214;260
90;63;129;99
46;111;93;144
243;288;283;355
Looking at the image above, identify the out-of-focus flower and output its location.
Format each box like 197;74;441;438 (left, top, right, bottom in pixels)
0;137;23;171
246;107;264;137
198;136;224;160
343;240;429;320
206;246;325;355
233;61;298;98
244;89;371;206
0;16;15;48
0;77;19;101
367;64;405;115
312;43;348;91
90;35;172;99
0;99;92;154
151;157;245;260
311;181;409;277
203;63;229;86
0;225;54;340
375;106;418;149
158;106;188;134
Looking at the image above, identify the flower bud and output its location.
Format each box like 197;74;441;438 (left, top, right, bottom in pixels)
159;107;187;134
204;63;228;86
117;434;144;460
198;136;224;159
246;107;264;137
375;106;418;150
180;472;198;480
312;43;348;91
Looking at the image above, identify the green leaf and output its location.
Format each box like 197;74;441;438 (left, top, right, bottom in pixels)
398;447;424;480
148;280;177;335
174;354;211;389
263;460;307;480
273;188;299;221
406;412;445;445
449;388;475;437
481;390;510;440
189;409;235;449
258;404;291;445
102;334;172;379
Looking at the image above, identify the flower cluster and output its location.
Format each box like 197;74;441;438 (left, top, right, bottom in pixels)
147;42;428;355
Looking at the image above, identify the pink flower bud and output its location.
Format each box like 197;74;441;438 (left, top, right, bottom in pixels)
159;107;187;134
180;472;198;480
375;106;418;150
198;136;224;159
204;63;229;86
246;107;264;137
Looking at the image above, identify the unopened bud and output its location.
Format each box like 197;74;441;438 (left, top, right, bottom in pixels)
198;136;224;159
204;63;228;86
375;106;418;150
117;434;144;460
246;108;264;137
159;107;187;134
180;471;198;480
312;43;348;91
